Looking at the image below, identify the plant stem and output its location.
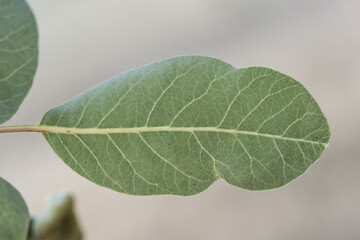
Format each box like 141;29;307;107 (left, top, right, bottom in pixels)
0;125;46;133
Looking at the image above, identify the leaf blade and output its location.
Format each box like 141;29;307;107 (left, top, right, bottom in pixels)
0;0;38;124
41;56;330;195
0;177;30;240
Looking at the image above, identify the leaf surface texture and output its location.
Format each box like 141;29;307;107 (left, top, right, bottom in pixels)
0;177;30;240
0;0;38;124
41;56;330;195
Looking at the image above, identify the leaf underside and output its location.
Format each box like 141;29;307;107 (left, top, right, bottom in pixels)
0;177;30;240
0;0;38;124
41;56;330;196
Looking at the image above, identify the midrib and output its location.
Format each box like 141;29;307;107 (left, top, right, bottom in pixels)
8;125;326;147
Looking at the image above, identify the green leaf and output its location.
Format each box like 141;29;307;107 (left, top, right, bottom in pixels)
0;0;38;124
0;177;30;240
41;56;330;196
31;191;82;240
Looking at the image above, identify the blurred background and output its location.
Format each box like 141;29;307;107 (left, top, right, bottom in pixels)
1;0;359;239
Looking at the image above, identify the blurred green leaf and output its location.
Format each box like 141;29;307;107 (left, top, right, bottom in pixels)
0;0;38;124
31;191;82;240
0;177;30;240
41;56;330;195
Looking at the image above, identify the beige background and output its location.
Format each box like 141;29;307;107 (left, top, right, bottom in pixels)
1;0;359;239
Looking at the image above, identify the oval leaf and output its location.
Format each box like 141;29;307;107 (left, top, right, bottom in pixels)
0;177;30;240
0;0;38;124
41;56;330;195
